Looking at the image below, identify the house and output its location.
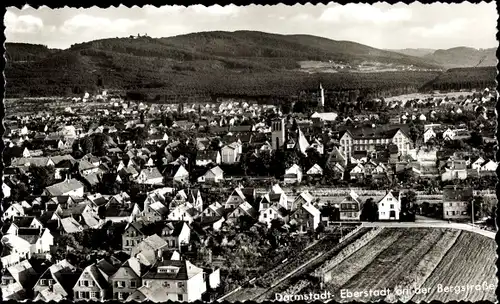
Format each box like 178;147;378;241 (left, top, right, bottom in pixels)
339;126;412;160
73;259;118;301
43;179;85;197
3;181;11;198
310;112;338;122
162;221;191;251
348;163;365;180
173;165;189;185
197;166;224;183
109;258;143;301
377;191;401;221
284;164;303;184
480;160;497;172
131;234;169;267
258;205;287;228
167;204;196;224
60;217;85;234
442;185;473;220
471;157;486;170
201;202;225;218
1;233;32;262
136;168;163;185
33;259;81;301
290;202;321;233
122;222;147;252
2;203;26;221
195;150;221;166
1;260;38;300
227;201;258;222
224;187;249;211
127;259;206;302
337;191;361;221
16;227;54;258
6;216;44;235
441;159;468;181
306;164;323;177
221;142;241;164
423;127;436;143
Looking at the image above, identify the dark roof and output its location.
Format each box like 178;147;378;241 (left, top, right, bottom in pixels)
340;124;410;140
12;216;37;228
229;125;253;133
443;186;473;202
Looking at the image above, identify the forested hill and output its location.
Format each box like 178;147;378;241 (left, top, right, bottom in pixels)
5;43;59;62
4;31;495;98
424;47;497;69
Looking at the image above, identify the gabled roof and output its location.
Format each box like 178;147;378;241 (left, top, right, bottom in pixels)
44;179;84;196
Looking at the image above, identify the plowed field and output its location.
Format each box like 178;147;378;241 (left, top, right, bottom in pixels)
318;228;496;303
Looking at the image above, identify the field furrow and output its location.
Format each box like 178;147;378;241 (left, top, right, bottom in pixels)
324;228;405;292
412;231;497;302
335;228;444;302
384;229;461;302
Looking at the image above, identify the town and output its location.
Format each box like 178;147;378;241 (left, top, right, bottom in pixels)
1;82;497;302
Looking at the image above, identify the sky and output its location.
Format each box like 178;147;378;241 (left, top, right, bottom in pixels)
4;2;498;50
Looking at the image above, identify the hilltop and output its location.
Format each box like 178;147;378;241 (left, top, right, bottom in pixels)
391;46;497;69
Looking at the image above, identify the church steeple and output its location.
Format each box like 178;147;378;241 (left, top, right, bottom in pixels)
319;82;325;108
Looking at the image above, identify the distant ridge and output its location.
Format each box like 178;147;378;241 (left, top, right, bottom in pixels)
4;31;495;98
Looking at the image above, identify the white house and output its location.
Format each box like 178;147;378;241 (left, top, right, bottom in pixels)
173;165;189;184
43;179;85;197
480;160;497;172
197;166;224;183
423;127;436;143
136;168;164;185
2;183;11;198
377;191;401;221
306;164;323;176
221;143;242;164
258;206;286;228
284;164;303;184
471;157;486;170
2;203;25;221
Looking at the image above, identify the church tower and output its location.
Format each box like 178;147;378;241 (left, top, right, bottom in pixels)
271;118;285;150
318;82;325;108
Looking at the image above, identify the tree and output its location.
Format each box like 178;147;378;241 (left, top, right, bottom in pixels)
30;166;55;194
360;198;378;221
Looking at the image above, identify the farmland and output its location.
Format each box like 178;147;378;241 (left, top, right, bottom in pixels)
222;225;366;302
288;228;496;303
412;231;497;302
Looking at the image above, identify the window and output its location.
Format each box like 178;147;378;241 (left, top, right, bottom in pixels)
40;279;47;286
446;211;449;215
91;291;100;299
83;280;89;287
449;203;453;207
89;280;94;287
130;281;136;288
263;213;267;218
178;282;185;288
462;211;467;215
178;294;184;301
125;240;130;246
117;281;125;288
163;281;170;288
390;204;394;209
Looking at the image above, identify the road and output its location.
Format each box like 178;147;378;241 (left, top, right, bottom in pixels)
361;221;496;239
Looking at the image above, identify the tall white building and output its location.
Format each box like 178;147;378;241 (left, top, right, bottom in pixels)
318;83;325;107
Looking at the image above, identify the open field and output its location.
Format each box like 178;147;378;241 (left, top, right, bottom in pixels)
296;228;497;303
222;226;367;302
412;231;497;302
